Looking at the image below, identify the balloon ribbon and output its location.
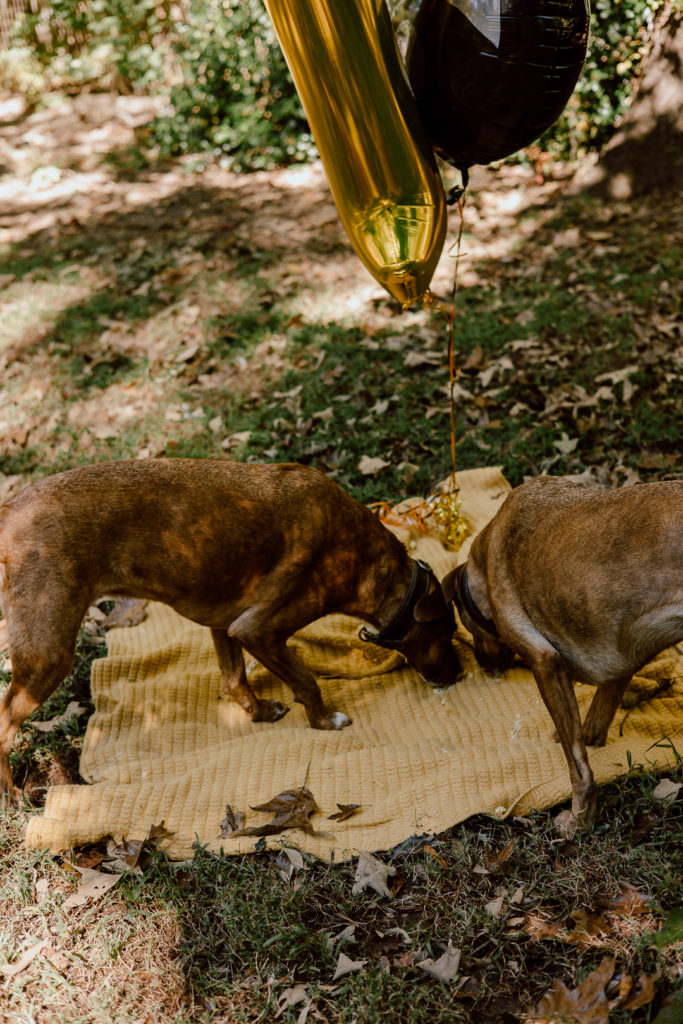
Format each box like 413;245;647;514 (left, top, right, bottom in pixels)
372;195;470;553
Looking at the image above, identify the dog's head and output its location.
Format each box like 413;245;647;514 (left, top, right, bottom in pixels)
361;560;461;687
402;572;462;688
442;564;515;676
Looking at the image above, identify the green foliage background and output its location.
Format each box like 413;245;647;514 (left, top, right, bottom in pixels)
7;0;663;169
152;0;315;170
539;0;662;156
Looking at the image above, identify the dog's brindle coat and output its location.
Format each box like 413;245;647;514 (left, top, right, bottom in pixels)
0;459;459;801
443;475;683;830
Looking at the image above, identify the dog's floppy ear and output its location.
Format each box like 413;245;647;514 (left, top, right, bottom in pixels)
413;591;449;623
440;565;464;605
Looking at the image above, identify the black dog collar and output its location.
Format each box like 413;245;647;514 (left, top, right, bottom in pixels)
458;566;499;639
359;558;443;650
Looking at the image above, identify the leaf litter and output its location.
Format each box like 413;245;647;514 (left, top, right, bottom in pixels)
417;941;462;983
517;882;661;950
328;802;362;822
528;955;661;1023
226;786;332;840
351;851;397;899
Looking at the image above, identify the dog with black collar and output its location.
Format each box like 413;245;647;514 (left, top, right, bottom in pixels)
0;459;460;802
442;474;683;831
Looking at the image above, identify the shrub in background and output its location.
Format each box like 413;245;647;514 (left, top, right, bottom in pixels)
539;0;662;157
5;0;664;168
151;0;314;170
153;0;662;169
0;45;44;104
11;0;174;92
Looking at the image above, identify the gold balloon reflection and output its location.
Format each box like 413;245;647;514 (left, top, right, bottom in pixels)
263;0;447;306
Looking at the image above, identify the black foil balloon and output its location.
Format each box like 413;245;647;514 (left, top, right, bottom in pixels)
406;0;590;171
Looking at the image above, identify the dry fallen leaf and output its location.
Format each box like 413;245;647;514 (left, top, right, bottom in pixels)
328;803;361;822
475;838;516;874
230;787;331;839
61;866;121;910
99;597;148;629
273;847;308;884
605;881;653;916
351;851;396;899
251;788;320;816
358;454;391;476
73;845;108;869
275;984;309;1018
0;938;51;979
530;955;615;1024
34;877;50;905
332;951;367;981
566;908;612;950
462;344;485;371
618;970;660;1011
326;924;357;952
404;349;442;368
219;804;246;837
522;913;567;942
29;701;87;733
652;777;682;805
108;837;145;869
485;885;507;918
45;947;69;973
630;810;661;843
417;941;461;983
106;821;175;870
147;820;174;844
423;844;449;869
529;956;660;1023
281;847;306;872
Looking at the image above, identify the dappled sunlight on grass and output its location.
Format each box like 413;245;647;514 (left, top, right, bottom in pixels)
0;270;105;355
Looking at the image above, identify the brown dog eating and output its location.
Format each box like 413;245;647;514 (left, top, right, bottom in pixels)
443;475;683;831
0;459;459;802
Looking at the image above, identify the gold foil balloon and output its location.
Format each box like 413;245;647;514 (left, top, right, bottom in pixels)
263;0;447;306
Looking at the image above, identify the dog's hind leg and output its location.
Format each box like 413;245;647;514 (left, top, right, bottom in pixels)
581;677;630;747
0;577;90;804
525;648;597;829
0;633;79;804
211;628;288;723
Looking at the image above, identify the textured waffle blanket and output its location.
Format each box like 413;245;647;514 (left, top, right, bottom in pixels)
25;467;683;861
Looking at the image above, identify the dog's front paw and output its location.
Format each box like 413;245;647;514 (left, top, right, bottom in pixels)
315;710;352;730
251;699;289;723
555;799;596;837
554;808;580;837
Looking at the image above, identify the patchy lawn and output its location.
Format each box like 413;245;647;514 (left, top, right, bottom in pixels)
0;93;682;1023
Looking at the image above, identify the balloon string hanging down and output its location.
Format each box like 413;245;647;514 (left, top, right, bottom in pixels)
373;197;470;554
427;192;471;553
